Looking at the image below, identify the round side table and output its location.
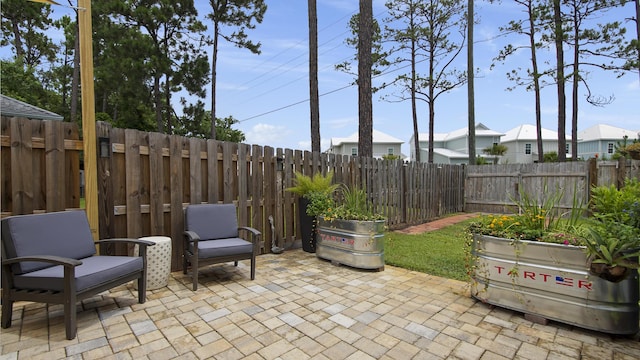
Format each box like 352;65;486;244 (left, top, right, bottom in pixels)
135;236;172;290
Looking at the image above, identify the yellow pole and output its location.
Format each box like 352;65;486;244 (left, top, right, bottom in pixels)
78;0;99;240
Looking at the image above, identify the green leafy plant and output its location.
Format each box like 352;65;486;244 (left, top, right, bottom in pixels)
305;190;335;217
286;171;338;197
467;183;585;243
319;184;385;221
467;179;640;282
583;221;640;282
585;178;640;279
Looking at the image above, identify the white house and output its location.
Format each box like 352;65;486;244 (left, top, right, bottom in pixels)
576;124;640;160
500;124;568;164
327;129;405;159
409;123;504;164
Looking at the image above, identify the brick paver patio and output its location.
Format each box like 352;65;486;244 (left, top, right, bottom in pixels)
1;249;639;359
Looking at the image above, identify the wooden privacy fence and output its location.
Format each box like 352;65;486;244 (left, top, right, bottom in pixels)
1;118;465;271
465;158;640;214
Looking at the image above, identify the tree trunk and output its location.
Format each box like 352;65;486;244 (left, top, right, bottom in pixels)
635;0;639;83
467;0;476;165
308;0;320;153
411;36;420;163
358;0;373;158
553;0;567;162
528;0;543;163
428;41;435;164
210;22;220;140
571;5;579;161
154;74;163;133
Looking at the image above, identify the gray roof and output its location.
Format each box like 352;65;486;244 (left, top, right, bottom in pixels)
0;94;64;121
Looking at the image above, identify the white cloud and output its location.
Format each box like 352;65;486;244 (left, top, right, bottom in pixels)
245;123;293;146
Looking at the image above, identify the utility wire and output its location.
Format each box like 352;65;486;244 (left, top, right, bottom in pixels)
237;29;517;123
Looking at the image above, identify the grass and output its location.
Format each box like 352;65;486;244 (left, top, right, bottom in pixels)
384;217;478;281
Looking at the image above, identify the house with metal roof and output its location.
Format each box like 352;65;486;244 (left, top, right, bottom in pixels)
0;94;64;121
327;129;405;159
499;124;568;164
408;123;504;164
576;124;640;160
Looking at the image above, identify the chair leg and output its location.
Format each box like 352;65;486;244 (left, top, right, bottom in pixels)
183;253;189;275
138;274;147;304
192;256;199;291
1;297;13;329
250;255;256;280
65;293;77;340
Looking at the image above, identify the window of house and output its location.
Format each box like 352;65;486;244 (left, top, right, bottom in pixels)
387;148;394;155
525;143;531;155
351;147;357;156
607;143;614;154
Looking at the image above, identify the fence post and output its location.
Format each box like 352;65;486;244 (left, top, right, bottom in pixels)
97;122;115;249
616;156;626;189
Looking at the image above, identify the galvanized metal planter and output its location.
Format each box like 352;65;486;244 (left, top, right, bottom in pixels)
316;218;385;271
471;234;639;335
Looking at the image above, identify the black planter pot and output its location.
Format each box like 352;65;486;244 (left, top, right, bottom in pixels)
298;197;316;253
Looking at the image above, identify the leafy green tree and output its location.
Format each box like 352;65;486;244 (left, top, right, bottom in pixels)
564;0;628;161
382;0;428;163
544;151;559;162
206;0;267;140
0;0;58;68
482;143;508;164
113;0;209;134
384;0;468;163
493;0;548;163
90;3;157;131
174;101;245;142
0;59;61;112
335;14;389;81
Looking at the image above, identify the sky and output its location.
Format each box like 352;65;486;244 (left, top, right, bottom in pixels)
209;0;639;157
3;0;639;157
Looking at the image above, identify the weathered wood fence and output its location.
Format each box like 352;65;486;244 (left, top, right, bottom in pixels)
1;118;464;270
4;117;637;270
465;158;640;214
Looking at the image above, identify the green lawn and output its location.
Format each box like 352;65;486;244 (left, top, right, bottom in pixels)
384;218;478;281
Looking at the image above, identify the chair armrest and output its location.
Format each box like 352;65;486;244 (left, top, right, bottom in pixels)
183;230;201;243
239;226;261;253
96;238;156;247
238;226;261;240
2;255;82;267
96;238;155;257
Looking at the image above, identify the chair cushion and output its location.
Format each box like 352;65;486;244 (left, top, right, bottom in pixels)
12;256;143;292
1;211;97;274
191;238;253;259
184;204;239;240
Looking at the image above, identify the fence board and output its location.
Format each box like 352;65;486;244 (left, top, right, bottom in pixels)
45;121;65;212
149;132;165;235
11;118;34;214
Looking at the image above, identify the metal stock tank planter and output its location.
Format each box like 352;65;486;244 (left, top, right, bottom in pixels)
470;234;639;335
316;218;385;271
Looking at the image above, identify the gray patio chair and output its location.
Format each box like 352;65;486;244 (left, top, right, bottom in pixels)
183;203;261;290
1;211;154;340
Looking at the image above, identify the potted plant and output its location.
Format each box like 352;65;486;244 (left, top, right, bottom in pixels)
314;184;386;270
586;178;640;281
286;172;338;253
625;142;640;160
466;181;640;335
